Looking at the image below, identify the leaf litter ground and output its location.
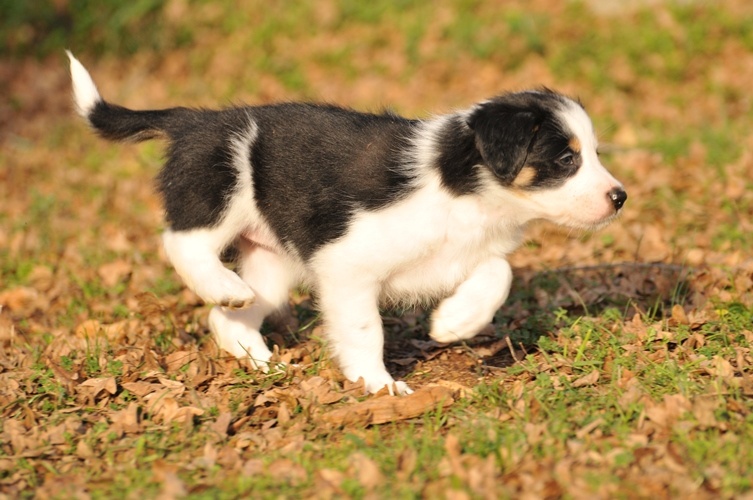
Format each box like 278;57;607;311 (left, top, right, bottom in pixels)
2;1;753;498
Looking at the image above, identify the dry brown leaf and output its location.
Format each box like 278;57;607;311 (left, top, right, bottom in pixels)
157;397;204;424
164;350;198;373
316;468;346;494
121;381;160;397
670;304;689;326
156;469;187;500
0;287;44;314
208;412;233;440
396;447;418;481
300;375;343;405
320;386;455;426
110;402;141;435
645;394;691;427
2;419;35;454
97;259;132;288
76;439;95;459
691;396;720;429
0;310;16;342
267;458;307;485
708;355;735;379
144;386;187;415
575;418;605;439
77;377;117;398
433;379;473;398
572;370;600;388
348;452;383;490
277;402;292;426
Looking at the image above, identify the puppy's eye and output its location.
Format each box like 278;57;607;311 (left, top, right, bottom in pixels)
558;153;575;166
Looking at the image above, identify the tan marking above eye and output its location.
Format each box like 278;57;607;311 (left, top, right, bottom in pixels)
513;166;536;187
569;137;581;153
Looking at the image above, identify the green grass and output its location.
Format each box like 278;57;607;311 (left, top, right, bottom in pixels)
3;0;753;498
0;0;185;58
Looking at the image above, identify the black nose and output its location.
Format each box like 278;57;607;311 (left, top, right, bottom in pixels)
608;187;627;211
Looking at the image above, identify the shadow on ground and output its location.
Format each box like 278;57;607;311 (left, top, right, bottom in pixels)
373;262;695;382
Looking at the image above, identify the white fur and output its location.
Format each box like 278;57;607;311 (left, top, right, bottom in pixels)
66;51;101;117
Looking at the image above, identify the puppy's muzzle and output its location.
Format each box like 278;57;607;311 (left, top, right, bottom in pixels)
608;187;627;211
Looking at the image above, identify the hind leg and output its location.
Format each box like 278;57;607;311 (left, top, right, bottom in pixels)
209;244;295;370
163;228;256;308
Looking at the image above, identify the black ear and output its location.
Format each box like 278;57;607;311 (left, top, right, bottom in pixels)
467;103;540;184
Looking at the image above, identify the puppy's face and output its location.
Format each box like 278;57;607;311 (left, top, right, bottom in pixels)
468;91;626;229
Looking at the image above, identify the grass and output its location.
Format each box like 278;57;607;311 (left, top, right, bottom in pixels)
2;0;753;498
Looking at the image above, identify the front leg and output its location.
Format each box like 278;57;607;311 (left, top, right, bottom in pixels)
318;277;412;395
430;257;513;343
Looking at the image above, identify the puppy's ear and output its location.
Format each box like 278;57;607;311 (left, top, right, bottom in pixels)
467;103;540;184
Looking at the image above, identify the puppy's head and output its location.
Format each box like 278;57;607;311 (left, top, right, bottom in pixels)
467;90;626;229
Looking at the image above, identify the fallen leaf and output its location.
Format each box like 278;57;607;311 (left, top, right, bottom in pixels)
691;396;719;429
0;287;43;314
572;370;600;388
348;452;383;490
320;386;455;426
77;377;117;399
110;402;141;435
97;259;132;288
268;458;307;485
208;412;233;440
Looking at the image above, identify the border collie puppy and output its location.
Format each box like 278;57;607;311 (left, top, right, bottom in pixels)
67;52;626;395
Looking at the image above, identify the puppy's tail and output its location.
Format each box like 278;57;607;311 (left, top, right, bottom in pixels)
66;50;175;142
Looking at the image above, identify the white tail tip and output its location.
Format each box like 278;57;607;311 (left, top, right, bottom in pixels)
66;50;101;118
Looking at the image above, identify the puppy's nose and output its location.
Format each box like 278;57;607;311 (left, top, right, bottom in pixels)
608;187;627;211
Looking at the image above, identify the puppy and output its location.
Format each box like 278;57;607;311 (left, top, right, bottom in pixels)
67;52;626;395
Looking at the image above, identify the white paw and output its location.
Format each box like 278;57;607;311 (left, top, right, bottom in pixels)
390;381;414;396
208;307;272;370
195;268;256;309
429;319;475;345
365;378;414;396
429;302;486;344
346;368;414;395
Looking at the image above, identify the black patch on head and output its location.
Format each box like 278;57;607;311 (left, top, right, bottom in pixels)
433;117;484;195
248;103;418;260
523;118;582;189
467;103;541;184
466;90;583;190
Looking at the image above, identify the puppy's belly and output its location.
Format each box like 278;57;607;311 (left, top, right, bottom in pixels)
239;226;284;253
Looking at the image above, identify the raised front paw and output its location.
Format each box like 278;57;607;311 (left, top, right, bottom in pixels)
196;268;256;309
429;306;485;344
429;297;491;344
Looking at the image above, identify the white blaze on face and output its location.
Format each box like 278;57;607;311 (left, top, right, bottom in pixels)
526;100;624;229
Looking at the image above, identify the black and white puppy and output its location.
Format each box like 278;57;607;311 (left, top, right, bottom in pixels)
67;52;626;395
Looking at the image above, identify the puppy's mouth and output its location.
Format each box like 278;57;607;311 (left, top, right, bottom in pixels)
550;205;624;232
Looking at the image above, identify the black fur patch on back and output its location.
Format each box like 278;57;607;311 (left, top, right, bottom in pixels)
157;108;249;230
248;103;419;260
